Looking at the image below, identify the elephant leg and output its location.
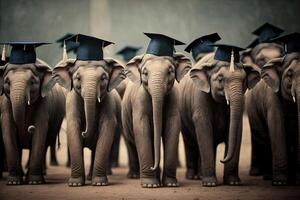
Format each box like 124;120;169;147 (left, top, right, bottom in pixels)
133;114;160;188
193;114;217;187
250;127;266;176
2;105;23;185
87;149;95;181
91;117;116;186
110;128;121;168
162;114;180;187
262;138;273;180
27;112;49;184
125;140;140;179
223;120;242;185
50;144;58;166
181;125;199;180
267;109;288;185
66;149;71;167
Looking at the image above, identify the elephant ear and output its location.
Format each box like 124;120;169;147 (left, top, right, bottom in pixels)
105;58;126;92
35;59;57;97
52;59;76;91
261;57;284;93
173;52;192;82
243;64;261;89
0;63;8;95
190;62;214;93
125;54;144;84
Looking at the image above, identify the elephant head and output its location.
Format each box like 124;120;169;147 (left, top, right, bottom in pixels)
125;53;192;170
53;58;125;138
241;43;284;69
0;59;56;133
190;55;260;163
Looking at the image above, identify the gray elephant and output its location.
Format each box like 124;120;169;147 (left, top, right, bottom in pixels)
246;47;300;185
122;52;191;188
241;42;285;179
179;47;260;186
53;57;125;186
0;58;65;185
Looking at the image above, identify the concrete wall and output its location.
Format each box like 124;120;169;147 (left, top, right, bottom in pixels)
1;0;300;66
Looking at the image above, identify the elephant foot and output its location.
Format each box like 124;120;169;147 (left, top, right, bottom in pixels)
162;177;179;187
223;176;241;186
249;167;263;176
186;168;200;180
202;176;217;187
7;176;23;185
272;174;287;186
141;178;160;188
92;176;108;186
127;170;140;179
68;177;85;187
27;175;45;185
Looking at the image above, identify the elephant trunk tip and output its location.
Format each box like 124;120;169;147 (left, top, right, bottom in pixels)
28;125;35;134
81;131;87;138
150;164;159;171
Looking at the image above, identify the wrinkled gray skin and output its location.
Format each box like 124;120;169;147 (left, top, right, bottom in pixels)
246;51;300;185
122;53;191;188
179;53;260;186
53;58;125;187
0;59;65;185
242;43;291;185
0;96;6;179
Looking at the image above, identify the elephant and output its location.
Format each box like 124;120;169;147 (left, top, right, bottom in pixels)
178;53;260;186
241;42;285;178
246;52;300;185
122;53;192;188
53;58;125;187
0;59;66;185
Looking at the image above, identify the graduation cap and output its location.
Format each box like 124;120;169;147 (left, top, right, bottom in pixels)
0;42;50;64
185;33;221;60
56;33;79;53
246;38;259;49
65;34;114;61
116;46;141;62
144;33;185;57
271;32;300;54
210;44;245;72
252;23;284;43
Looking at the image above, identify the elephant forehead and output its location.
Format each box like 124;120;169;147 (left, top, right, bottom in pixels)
142;57;173;70
75;65;107;76
258;48;282;60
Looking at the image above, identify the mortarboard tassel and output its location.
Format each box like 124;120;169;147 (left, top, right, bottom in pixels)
63;41;68;62
1;45;6;61
229;49;235;72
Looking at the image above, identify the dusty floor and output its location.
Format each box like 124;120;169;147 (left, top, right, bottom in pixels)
0;116;300;200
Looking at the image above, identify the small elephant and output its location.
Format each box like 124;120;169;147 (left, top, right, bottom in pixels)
53;58;125;187
122;53;191;188
241;42;284;178
0;59;65;185
246;52;300;185
179;53;260;186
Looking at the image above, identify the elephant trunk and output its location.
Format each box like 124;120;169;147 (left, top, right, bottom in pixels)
81;84;97;138
221;81;244;163
149;75;165;170
11;82;27;133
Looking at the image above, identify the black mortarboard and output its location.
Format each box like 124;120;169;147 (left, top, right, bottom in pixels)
271;32;300;54
210;44;244;63
65;34;114;60
185;33;221;60
116;46;141;62
246;38;259;49
144;33;185;57
56;33;79;53
0;42;50;64
252;23;284;43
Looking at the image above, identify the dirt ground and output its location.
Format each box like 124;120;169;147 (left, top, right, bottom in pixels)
0;116;300;200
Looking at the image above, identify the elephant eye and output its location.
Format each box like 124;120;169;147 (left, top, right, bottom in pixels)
287;70;293;77
217;75;223;82
4;79;10;85
101;74;108;80
143;69;148;76
75;74;81;81
168;67;174;74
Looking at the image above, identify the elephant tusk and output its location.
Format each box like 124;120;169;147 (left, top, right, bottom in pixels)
226;100;230;105
28;125;35;134
97;97;101;103
293;96;296;103
27;100;30;106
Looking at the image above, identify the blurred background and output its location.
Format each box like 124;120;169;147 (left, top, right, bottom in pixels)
0;0;300;66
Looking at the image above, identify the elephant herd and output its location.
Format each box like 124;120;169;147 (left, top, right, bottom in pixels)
0;22;300;189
